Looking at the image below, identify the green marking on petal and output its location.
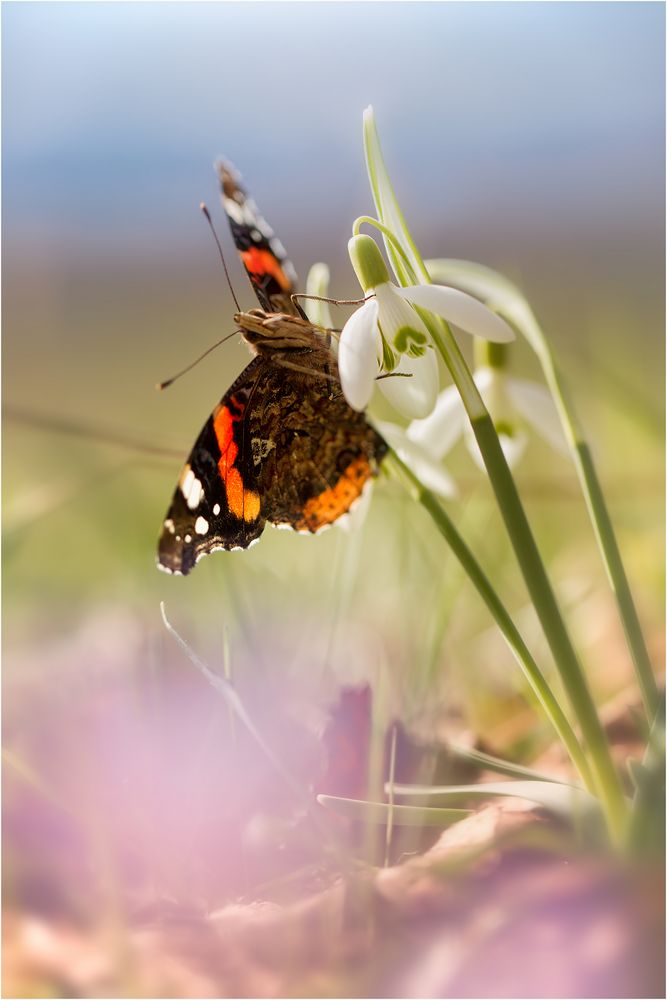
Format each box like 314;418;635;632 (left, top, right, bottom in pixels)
392;325;409;353
393;325;427;353
380;333;396;372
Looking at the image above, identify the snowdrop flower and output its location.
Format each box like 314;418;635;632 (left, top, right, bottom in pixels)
338;235;514;420
305;262;334;330
407;343;568;470
301;262;458;508
373;420;457;499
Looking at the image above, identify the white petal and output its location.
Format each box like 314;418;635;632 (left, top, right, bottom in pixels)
501;430;528;467
425;258;518;315
425;259;544;354
375;282;430;352
378;344;439;419
338;299;380;411
375;421;458;499
305;262;333;329
400;284;515;343
509;378;569;455
473;366;517;428
472;366;494;393
465;424;527;470
406;385;467;460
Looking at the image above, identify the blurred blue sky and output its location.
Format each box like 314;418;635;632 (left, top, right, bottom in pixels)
2;3;664;610
3;1;664;261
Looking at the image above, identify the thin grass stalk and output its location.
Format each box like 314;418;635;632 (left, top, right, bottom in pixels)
425;259;660;724
422;319;627;839
537;342;659;721
387;450;594;792
362;109;627;840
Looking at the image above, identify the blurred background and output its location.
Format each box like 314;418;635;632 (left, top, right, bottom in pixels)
3;2;664;995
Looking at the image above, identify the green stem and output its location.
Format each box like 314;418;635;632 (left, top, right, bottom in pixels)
535;340;659;722
363;113;428;286
387;450;595;792
352;216;416;279
426;259;659;724
626;692;665;853
360;110;629;839
426;323;628;840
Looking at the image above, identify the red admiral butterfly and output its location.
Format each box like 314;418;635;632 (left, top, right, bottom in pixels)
157;161;387;575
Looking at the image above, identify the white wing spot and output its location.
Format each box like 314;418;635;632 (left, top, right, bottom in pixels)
223;197;245;225
179;465;204;510
179;466;194;498
163;518;175;535
195;516;209;535
186;477;204;510
184;534;192;544
212;503;221;516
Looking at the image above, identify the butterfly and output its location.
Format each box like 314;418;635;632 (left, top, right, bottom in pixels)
157;160;387;575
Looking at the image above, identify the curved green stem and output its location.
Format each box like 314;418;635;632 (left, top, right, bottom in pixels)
426;259;659;724
363;110;429;285
352;216;416;278
426;322;627;841
362;106;628;842
534;337;659;722
387;450;595;793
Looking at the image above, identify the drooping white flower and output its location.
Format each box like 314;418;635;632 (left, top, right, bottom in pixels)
305;262;334;330
374;420;457;499
338;235;514;420
407;355;568;470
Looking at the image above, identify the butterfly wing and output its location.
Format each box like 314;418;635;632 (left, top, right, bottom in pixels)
217;159;306;318
158;357;268;575
158;345;387;575
159;164;386;575
242;343;388;534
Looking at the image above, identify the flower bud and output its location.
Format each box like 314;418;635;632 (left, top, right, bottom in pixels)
348;234;390;293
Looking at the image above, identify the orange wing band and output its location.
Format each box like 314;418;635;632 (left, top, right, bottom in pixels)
241;248;292;292
213;403;261;523
296;457;372;532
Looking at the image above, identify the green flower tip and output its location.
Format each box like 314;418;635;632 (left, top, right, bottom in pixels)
348;234;390;293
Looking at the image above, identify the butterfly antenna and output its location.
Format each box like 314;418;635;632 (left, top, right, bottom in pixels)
200;202;241;312
291;292;371;307
156;331;240;391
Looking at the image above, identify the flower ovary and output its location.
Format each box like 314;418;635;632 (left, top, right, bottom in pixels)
348;234;390;293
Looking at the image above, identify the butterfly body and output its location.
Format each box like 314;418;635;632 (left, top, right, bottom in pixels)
157;164;386;576
234;308;328;354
